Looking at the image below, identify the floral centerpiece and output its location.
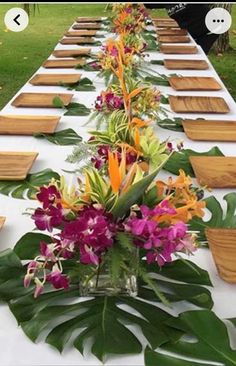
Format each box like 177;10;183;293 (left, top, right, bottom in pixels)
24;157;205;299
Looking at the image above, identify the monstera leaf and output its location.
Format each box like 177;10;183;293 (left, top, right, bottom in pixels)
145;310;236;366
156;117;184;132
0;231;214;363
0;169;60;199
164;146;224;177
34;128;82;145
189;193;236;243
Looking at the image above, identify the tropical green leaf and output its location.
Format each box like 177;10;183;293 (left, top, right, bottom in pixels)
53;96;65;108
64;102;91;116
161;95;169;104
145;346;216;366
34;128;82;145
189;193;236;242
164;146;224;177
14;233;51;259
67;77;96;91
150;60;164;65
160;310;236;366
0;169;60;199
144;75;170;86
156;117;184;132
111;155;170;218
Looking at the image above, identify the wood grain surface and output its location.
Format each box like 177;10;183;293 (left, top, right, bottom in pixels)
12;93;73;108
60;37;95;45
0;115;60;135
190;156;236;188
168;76;222;91
72;23;101;29
43;59;85;68
159;35;190;43
53;49;91;58
65;30;97;37
76;17;102;23
0;152;38;180
206;228;236;283
182;119;236;141
164;59;208;70
160;45;197;54
169;96;229;113
29;74;81;86
0;217;5;230
157;29;187;36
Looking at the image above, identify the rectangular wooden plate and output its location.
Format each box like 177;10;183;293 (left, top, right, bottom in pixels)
0;216;5;230
168;76;222;91
155;20;179;27
76;17;102;23
169;96;229;113
65;30;97;37
72;23;101;30
182;119;236;141
164;59;208;70
60;37;95;45
43;59;85;69
160;45;197;54
29;74;81;86
0;115;60;135
159;35;190;43
53;49;91;58
190;156;236;188
157;29;187;36
0;152;38;180
12;93;73;108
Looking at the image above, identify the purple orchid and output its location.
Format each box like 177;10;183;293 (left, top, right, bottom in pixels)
37;185;61;209
32;204;63;232
46;265;70;290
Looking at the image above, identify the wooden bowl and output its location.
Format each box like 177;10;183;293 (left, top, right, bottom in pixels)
205;228;236;283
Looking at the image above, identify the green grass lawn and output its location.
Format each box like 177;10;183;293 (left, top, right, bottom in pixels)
0;4;236;110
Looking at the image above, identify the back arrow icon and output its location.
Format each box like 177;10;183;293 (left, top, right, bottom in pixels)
13;14;20;26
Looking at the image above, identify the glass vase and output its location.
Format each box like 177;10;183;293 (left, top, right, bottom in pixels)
79;248;139;297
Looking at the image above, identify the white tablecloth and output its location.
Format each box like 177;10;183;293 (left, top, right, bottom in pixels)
0;20;236;366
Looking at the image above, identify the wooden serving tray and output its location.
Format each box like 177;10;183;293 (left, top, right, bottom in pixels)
60;37;95;45
182;119;236;141
29;74;81;86
43;59;85;69
0;152;38;180
157;29;187;36
0;115;60;135
0;216;5;230
12;93;73;108
65;30;97;37
190;156;236;188
160;45;197;54
53;49;91;58
159;35;190;43
168;76;222;91
76;17;102;23
169;96;229;114
164;59;208;70
72;23;101;30
155;20;179;28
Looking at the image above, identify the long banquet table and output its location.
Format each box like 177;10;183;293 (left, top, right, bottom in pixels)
0;15;236;366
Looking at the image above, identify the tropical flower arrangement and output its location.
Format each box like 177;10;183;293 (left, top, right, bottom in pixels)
111;3;149;34
24;160;205;299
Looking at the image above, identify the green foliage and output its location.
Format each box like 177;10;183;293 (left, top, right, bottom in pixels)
34;128;82;145
156;117;184;131
52;97;91;116
0;169;60;199
189;193;236;242
0;240;215;362
144;74;170;86
164;146;224;177
145;310;236;366
66;77;96;92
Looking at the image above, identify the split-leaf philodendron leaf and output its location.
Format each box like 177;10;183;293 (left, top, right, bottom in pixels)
34;128;82;145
